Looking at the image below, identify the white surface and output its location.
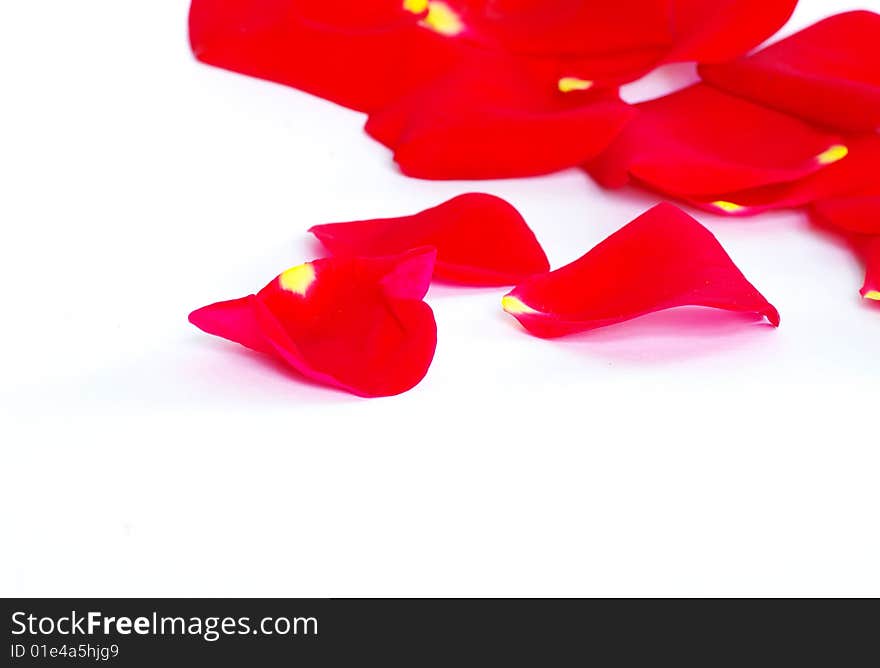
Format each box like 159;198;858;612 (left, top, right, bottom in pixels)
2;1;879;597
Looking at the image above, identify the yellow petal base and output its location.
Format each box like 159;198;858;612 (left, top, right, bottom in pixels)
816;144;849;165
558;77;593;93
409;1;463;35
502;295;540;315
403;0;429;12
711;200;746;214
279;263;316;296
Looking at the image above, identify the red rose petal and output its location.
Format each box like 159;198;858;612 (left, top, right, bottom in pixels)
310;193;549;286
680;134;880;217
700;11;880;132
808;140;880;236
585;84;845;197
502;203;779;338
189;249;438;397
365;55;635;179
189;0;459;112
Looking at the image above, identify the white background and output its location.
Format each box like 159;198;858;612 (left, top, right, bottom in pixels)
2;1;879;597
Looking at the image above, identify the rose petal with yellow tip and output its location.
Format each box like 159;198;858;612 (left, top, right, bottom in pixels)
365;55;634;179
680;135;880;218
310;193;549;286
189;0;460;113
503;203;780;338
189;249;438;397
585;84;844;197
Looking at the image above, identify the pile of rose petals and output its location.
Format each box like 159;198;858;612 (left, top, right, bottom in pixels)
583;11;880;299
190;0;801;179
188;2;879;397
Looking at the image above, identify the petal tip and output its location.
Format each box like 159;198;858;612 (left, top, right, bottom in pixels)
188;305;209;330
278;263;316;296
403;0;429;14
558;77;594;93
816;144;849;166
420;1;463;36
308;225;335;246
502;295;539;315
711;200;747;214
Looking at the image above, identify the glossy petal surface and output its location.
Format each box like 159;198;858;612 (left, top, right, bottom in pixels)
413;0;796;84
700;11;880;132
585;84;845;198
189;1;797;179
365;56;635;178
310;194;549;285
668;0;797;64
189;250;438;397
812;190;880;237
682;135;880;217
189;0;459;112
503;203;780;338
